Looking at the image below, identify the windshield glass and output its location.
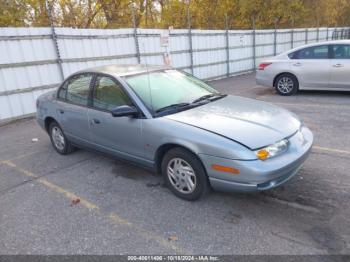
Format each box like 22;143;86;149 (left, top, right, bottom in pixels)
124;70;219;112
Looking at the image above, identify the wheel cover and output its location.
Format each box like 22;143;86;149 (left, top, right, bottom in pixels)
167;158;197;194
52;126;65;151
277;77;294;94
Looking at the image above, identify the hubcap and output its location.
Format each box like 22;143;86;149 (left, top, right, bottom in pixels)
277;77;294;94
52;126;65;151
167;158;197;194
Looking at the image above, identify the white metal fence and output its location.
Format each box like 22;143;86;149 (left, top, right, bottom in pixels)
0;26;347;123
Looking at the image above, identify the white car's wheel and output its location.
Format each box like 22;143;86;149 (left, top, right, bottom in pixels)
275;74;298;96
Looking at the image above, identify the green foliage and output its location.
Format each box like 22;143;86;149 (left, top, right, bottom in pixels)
0;0;28;27
0;0;349;28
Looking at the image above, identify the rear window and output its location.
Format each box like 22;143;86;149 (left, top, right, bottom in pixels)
331;45;350;59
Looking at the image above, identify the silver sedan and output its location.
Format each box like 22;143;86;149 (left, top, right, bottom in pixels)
256;40;350;95
36;65;313;200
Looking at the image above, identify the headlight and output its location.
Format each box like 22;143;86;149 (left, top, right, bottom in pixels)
255;139;289;160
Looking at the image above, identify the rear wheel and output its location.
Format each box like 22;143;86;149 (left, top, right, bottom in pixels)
161;147;209;201
275;74;298;96
49;121;75;155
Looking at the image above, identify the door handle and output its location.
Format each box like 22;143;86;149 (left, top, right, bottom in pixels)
293;62;302;67
92;118;100;124
333;63;344;68
58;109;64;114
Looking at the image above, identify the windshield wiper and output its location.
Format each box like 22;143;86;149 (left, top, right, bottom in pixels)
155;102;191;113
192;93;226;104
155;94;227;115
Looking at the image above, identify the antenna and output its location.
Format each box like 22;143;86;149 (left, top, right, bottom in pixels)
142;43;154;112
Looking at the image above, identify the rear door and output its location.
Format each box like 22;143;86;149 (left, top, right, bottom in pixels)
56;73;93;146
87;74;145;162
329;44;350;89
289;45;331;89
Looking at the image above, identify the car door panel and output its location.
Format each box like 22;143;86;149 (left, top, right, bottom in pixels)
292;59;331;89
56;100;91;145
88;109;145;161
55;73;93;147
330;44;350;89
88;75;146;164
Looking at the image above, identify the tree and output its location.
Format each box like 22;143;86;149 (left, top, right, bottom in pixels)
25;0;50;26
56;0;103;28
0;0;28;27
323;0;350;27
0;0;349;29
99;0;132;28
158;0;188;28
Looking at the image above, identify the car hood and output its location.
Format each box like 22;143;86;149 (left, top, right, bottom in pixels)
165;95;301;149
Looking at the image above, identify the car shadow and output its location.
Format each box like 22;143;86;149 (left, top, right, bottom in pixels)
297;90;350;97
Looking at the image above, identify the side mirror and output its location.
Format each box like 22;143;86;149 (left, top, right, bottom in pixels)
111;105;139;117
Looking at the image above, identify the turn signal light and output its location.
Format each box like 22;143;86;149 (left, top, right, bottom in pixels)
256;149;269;160
211;164;240;174
258;62;272;70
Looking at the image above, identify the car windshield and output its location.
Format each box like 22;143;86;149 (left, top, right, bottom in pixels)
124;70;221;114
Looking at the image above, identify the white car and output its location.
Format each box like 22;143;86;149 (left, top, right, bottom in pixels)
256;40;350;95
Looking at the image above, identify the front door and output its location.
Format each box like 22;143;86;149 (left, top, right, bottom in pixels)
88;75;145;163
329;44;350;89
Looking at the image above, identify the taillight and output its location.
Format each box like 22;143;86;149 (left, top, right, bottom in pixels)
258;62;272;70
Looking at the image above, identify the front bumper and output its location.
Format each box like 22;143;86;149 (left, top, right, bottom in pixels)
199;126;313;193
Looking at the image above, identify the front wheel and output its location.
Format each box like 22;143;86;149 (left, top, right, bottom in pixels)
275;74;299;96
49;121;75;155
161;147;209;201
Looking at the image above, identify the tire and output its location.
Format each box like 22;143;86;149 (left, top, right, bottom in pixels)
274;73;299;96
49;121;75;155
161;147;209;201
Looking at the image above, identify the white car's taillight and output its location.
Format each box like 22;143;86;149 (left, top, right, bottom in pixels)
258;62;272;70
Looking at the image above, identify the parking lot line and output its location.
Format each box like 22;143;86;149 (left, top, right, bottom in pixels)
7;150;50;162
108;213;186;254
1;160;98;210
0;159;188;254
313;146;350;155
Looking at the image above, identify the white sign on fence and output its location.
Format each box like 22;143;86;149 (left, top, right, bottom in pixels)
160;31;170;47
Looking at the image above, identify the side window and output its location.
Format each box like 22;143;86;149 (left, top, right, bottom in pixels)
331;45;350;59
295;45;329;59
93;76;132;111
66;74;92;106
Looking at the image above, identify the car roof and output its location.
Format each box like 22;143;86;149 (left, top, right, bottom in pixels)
284;40;350;54
75;64;170;77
